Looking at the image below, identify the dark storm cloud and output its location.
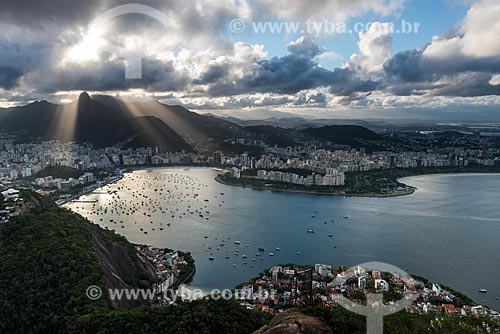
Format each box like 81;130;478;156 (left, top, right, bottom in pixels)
387;82;442;96
430;73;500;97
193;64;229;85
138;58;190;92
204;55;334;96
0;66;23;89
293;91;327;105
308;92;326;104
241;56;346;94
25;60;127;93
384;48;500;83
0;0;95;26
20;57;191;93
247;55;339;94
203;50;383;98
0;0;174;27
383;49;427;82
335;92;373;106
328;77;381;96
0;39;56;90
382;33;500;97
244;55;381;97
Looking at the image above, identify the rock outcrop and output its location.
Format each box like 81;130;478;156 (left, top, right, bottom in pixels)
253;309;332;334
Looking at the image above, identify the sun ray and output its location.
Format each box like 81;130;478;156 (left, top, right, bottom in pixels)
48;101;79;143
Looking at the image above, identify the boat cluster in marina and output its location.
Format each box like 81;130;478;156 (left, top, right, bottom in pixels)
68;172;223;234
67;169;348;273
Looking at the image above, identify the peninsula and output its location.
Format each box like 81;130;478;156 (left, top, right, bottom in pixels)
216;165;500;197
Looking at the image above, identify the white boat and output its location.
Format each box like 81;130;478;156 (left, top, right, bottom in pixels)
479;289;488;293
275;247;280;251
269;252;275;256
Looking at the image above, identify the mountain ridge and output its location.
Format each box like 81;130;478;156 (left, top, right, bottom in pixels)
0;92;390;152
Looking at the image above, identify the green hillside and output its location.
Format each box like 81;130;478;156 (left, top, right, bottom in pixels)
22;165;84;181
0;193;269;334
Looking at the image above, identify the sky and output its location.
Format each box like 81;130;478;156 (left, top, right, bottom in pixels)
0;0;499;120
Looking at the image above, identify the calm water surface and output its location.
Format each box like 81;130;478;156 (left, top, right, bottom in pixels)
65;168;500;308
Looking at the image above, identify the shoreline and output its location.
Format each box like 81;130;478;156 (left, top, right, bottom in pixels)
215;168;500;198
62;166;500;202
215;175;416;198
57;175;123;206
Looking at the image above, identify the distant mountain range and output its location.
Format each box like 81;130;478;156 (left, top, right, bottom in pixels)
0;92;239;152
0;92;386;152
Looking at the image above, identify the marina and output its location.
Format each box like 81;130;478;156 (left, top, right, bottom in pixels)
64;167;500;309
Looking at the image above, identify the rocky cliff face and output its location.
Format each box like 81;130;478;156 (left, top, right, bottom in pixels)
91;233;156;309
253;309;332;334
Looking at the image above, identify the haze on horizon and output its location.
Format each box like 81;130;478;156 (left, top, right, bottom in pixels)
0;0;499;121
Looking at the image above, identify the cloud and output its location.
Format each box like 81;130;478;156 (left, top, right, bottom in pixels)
0;0;182;28
346;22;393;75
429;73;500;97
0;66;23;89
0;0;401;101
490;74;500;86
383;0;500;97
193;64;228;85
201;37;381;97
457;0;500;58
294;90;327;105
288;36;322;58
420;0;500;61
0;0;499;116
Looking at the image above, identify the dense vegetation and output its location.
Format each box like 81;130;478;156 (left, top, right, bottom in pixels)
303;304;497;334
70;299;270;334
30;165;84;180
217;171;404;196
0;193;269;334
0;202;111;333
